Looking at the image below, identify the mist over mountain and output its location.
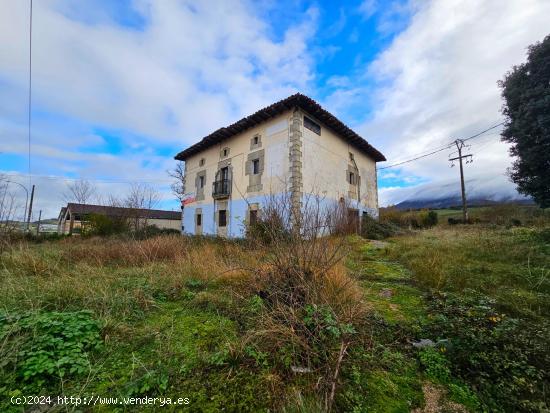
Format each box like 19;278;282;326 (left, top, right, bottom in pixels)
381;175;532;210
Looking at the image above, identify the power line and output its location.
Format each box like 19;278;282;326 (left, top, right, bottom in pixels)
378;121;504;170
28;0;33;188
379;145;452;170
2;172;173;184
461;122;504;142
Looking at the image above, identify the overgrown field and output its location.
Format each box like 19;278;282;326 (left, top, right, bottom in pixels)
1;221;548;411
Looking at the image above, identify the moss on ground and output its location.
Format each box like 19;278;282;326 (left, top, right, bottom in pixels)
5;226;545;411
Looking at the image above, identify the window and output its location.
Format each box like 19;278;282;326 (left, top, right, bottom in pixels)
252;159;260;175
199;158;205;167
219;210;227;227
348;171;356;185
196;213;202;226
349;152;354;161
304;116;321;135
221;147;230;158
199;175;205;188
220;167;229;181
249;210;258;225
250;135;261;149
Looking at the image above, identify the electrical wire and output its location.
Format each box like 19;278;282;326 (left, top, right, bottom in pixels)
379;122;504;170
28;0;33;188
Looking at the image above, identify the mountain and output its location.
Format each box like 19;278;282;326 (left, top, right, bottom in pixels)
387;177;533;210
394;196;533;210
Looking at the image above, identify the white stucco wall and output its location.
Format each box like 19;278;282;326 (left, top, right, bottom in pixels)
301;112;379;217
181;109;381;237
182;112;291;236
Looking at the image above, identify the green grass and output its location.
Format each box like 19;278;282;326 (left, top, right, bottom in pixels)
1;223;548;412
431;206;486;218
386;226;550;318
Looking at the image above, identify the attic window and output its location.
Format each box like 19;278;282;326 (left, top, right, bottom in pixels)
221;147;230;158
349;152;354;161
304;116;321;135
199;158;205;167
253;136;259;145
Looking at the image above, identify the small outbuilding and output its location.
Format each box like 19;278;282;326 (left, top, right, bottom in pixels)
57;203;181;234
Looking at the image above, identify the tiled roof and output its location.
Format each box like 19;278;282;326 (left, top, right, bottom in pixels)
65;203;180;220
174;93;386;162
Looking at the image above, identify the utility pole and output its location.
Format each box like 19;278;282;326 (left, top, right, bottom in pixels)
449;139;472;223
26;184;35;231
36;209;41;235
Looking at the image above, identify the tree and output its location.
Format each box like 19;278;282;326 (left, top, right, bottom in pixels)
499;34;550;208
0;174;21;236
125;183;160;210
64;179;97;204
124;183;161;230
168;161;186;203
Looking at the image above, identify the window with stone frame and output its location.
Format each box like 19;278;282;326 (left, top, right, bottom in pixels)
304;116;321;135
252;158;260;175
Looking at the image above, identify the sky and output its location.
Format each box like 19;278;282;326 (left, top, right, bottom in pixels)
0;0;549;219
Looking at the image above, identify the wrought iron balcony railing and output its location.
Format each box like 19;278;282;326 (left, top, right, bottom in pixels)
212;179;231;199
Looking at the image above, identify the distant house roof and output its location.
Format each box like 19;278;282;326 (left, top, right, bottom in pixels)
64;203;180;220
58;207;67;220
174;93;386;162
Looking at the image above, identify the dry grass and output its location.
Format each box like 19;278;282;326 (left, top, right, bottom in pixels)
386;224;550;317
0;220;371;412
0;235;256;323
240;194;371;412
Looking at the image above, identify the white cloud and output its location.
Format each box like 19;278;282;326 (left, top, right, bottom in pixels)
356;0;550;205
1;0;548;217
0;0;319;217
0;0;317;144
358;0;377;20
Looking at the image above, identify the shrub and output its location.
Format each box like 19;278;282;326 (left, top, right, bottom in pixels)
360;214;402;239
422;211;438;227
423;292;550;412
0;310;102;389
82;213;129;236
133;225;181;240
380;207;439;229
245;193;368;411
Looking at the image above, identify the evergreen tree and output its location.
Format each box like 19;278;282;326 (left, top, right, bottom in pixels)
499;34;550;207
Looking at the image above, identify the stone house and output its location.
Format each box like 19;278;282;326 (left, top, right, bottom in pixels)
174;93;385;237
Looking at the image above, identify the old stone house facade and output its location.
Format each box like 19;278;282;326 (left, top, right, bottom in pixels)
174;94;386;237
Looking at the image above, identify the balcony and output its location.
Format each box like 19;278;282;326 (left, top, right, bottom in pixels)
212;179;231;199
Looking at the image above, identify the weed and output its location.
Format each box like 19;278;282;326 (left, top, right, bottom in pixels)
423;291;549;412
0;310;102;393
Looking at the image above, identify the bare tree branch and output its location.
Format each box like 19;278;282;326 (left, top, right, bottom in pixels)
63;179;97;204
124;183;161;231
167;161;185;202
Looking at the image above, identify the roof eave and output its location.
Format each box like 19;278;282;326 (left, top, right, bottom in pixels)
174;93;386;162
